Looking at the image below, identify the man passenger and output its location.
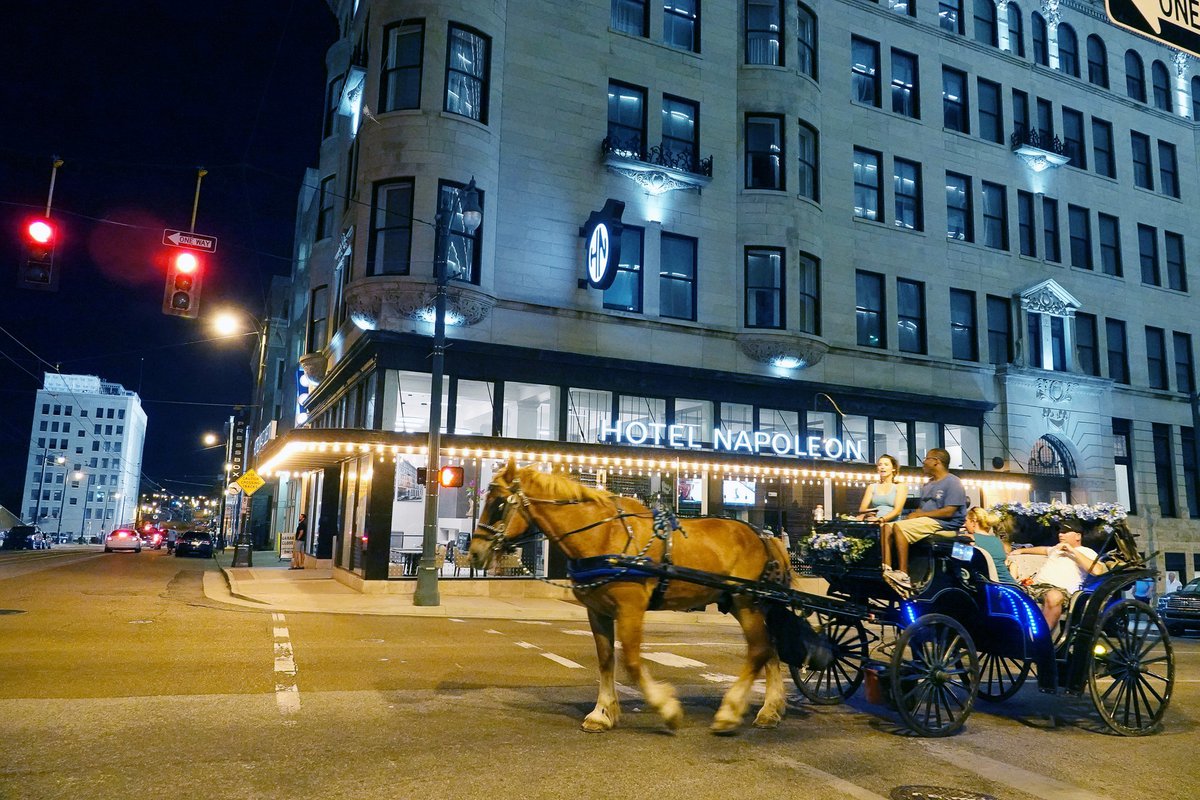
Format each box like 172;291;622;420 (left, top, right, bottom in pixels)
880;448;967;591
1019;522;1106;629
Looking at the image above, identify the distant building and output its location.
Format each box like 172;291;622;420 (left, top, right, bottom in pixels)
22;374;146;538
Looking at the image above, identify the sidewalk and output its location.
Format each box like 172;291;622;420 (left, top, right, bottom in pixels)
205;550;737;625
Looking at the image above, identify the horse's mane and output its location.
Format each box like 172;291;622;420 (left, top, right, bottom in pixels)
518;466;612;503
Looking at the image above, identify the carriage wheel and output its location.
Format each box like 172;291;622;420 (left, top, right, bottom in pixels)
976;651;1031;703
1088;599;1174;736
789;612;868;704
889;613;979;737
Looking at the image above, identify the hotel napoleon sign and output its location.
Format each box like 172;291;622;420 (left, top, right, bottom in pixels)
579;199;626;290
1106;0;1200;57
601;420;867;461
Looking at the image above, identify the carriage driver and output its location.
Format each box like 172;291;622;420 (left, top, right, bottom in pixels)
879;448;967;592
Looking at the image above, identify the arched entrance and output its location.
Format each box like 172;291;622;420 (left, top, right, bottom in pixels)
1028;434;1075;502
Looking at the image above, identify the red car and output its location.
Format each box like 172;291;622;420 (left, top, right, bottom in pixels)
140;526;165;549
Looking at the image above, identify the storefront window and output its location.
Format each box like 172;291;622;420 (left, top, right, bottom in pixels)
719;402;753;435
807;411;836;441
873;419;911;465
913;421;939;459
674;398;712;441
454;379;494;436
391;370;448;433
567;388;612;443
842;415;869;460
944;423;981;470
759;408;800;437
619;394;667;429
501;382;559;440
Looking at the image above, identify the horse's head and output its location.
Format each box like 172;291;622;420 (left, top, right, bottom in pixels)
469;458;532;569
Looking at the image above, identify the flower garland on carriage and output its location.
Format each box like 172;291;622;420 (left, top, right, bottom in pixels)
988;500;1140;563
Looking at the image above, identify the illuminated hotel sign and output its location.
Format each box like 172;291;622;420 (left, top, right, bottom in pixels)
578;199;625;290
1106;0;1200;58
599;420;866;461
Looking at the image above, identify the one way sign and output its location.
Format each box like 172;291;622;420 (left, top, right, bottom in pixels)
162;229;219;253
1106;0;1200;58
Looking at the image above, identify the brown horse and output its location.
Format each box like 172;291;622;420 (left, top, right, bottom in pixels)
469;460;822;735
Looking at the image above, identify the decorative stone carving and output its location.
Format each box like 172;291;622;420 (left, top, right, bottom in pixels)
1043;407;1070;429
299;352;327;383
345;276;496;333
1019;278;1080;317
1172;49;1190;79
1040;0;1061;28
737;332;829;369
1036;377;1076;403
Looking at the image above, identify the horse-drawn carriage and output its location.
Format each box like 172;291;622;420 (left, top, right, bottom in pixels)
469;463;1174;737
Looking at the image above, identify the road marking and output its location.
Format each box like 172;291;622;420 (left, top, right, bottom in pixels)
561;629;594;636
767;754;890;800
272;613;300;715
514;641;541;650
274;684;300;714
273;627;289;638
615;682;638;697
448;618;465;623
922;742;1116;800
272;613;285;622
641;652;707;668
515;620;551;625
540;652;585;669
485;629;503;635
699;672;737;683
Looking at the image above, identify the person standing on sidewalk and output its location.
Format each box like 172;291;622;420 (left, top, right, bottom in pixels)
291;513;307;570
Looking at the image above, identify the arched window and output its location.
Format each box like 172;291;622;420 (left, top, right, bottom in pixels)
1057;23;1079;77
1192;75;1200;119
1086;35;1108;88
1028;434;1076;478
1006;3;1024;57
1125;50;1146;102
1032;13;1048;66
973;0;997;47
1152;60;1172;111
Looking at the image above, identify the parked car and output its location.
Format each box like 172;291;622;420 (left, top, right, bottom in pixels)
1;525;48;550
174;531;213;558
1158;578;1200;636
140;526;165;549
103;528;142;553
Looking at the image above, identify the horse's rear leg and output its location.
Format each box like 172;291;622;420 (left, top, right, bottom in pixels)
583;609;620;732
616;609;683;730
712;601;783;734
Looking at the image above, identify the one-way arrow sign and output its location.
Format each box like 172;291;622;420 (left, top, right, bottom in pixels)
162;229;219;253
1107;0;1200;58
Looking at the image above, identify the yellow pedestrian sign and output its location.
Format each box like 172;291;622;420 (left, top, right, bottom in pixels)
236;469;265;496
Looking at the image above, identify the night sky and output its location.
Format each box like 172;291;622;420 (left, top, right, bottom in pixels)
0;2;338;511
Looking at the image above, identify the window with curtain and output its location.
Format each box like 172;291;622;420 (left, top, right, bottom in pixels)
745;248;784;329
368;179;414;275
893;157;922;231
380;21;423;111
746;0;783;65
745;115;784;189
851;37;881;107
444;24;490;123
604;226;644;312
663;0;699;51
939;0;963;33
853;148;880;221
891;49;919;118
612;0;648;36
946;172;972;241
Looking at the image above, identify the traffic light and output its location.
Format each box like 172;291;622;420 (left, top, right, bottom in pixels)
20;218;59;290
438;465;464;488
162;249;203;318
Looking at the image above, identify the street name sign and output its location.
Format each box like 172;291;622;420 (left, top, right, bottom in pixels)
162;229;219;253
1106;0;1200;58
235;469;265;497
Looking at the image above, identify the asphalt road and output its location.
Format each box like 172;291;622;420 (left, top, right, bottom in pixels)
0;547;1197;800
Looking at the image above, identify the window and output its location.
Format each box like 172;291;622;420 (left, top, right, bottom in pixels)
445;25;489;122
745;248;784;328
1006;3;1024;57
1085;34;1108;87
612;0;648;35
950;289;977;360
981;181;1007;250
1012;89;1029;138
1148;327;1169;389
1051;316;1068;371
893;157;922;231
853;148;881;221
939;0;963;33
1153;424;1177;516
316;175;336;241
663;0;699;51
1058;24;1079;77
1139;224;1160;286
502;383;559;440
796;3;817;78
942;67;968;132
380;21;423;112
1194;75;1200;119
323;75;344;139
977;78;1002;143
746;0;783;65
608;81;646;156
437;180;485;284
1182;427;1200;518
603;226;644;312
891;0;915;16
797;252;820;335
1032;13;1048;66
1158;141;1179;198
987;295;1012;364
1151;60;1172;111
1098;213;1122;277
1017;191;1036;257
308;285;329;352
1068;205;1092;269
1165;232;1187;292
1126;50;1146;102
745;115;784;189
1176;332;1196;394
1092;119;1115;179
1027;312;1044;368
797;121;819;201
1131;132;1153;190
1062;108;1085;169
973;0;997;46
660;233;697;320
368;179;414;275
1036;97;1053;141
851;37;880;107
891;49;919;118
1076;312;1100;375
946;172;972;241
897;279;925;354
1107;318;1129;383
856;271;885;348
661;95;699;170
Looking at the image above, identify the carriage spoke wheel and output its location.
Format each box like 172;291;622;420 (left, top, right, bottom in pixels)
976;651;1031;703
790;612;868;704
889;613;979;737
1088;599;1174;736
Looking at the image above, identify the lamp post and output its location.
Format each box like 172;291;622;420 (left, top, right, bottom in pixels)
34;451;65;527
414;177;482;606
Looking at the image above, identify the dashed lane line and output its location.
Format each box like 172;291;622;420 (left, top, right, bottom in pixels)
641;652;707;668
921;741;1117;800
540;652;586;669
272;613;300;715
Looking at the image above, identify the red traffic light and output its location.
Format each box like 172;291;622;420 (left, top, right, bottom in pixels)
173;251;199;273
26;219;55;246
162;248;203;318
437;465;464;488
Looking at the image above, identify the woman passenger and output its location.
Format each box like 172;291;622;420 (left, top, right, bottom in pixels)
961;507;1017;585
855;454;907;523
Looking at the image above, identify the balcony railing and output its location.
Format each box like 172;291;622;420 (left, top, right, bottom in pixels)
1010;127;1065;155
601;135;713;177
600;135;714;194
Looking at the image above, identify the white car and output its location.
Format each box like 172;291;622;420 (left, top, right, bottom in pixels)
104;528;142;553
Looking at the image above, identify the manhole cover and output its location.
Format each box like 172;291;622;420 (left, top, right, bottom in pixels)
891;788;999;800
0;609;26;616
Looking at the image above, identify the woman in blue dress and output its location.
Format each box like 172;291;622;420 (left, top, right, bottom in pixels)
854;454;907;523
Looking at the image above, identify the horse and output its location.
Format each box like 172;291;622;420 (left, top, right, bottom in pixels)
469;459;827;735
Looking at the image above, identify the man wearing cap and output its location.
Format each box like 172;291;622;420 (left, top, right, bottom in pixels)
1020;523;1107;629
880;448;967;592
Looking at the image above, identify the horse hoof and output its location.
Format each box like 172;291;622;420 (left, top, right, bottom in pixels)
753;710;783;729
582;710;615;732
661;699;684;730
710;718;741;736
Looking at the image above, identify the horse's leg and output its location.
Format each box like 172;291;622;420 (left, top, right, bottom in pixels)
582;608;620;732
712;599;779;734
615;606;684;730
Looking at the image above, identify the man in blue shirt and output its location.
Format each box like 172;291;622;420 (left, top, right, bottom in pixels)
880;448;967;591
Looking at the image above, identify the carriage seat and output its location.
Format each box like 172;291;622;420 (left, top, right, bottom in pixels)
1006;551;1048;584
972;545;1001;583
905;533;963;589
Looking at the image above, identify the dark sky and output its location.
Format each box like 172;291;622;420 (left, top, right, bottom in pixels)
0;1;338;510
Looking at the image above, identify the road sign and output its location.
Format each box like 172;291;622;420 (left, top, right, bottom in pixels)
1106;0;1200;58
162;229;219;253
235;469;265;496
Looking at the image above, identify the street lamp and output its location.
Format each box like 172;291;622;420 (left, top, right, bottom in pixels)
34;452;66;527
414;177;482;606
